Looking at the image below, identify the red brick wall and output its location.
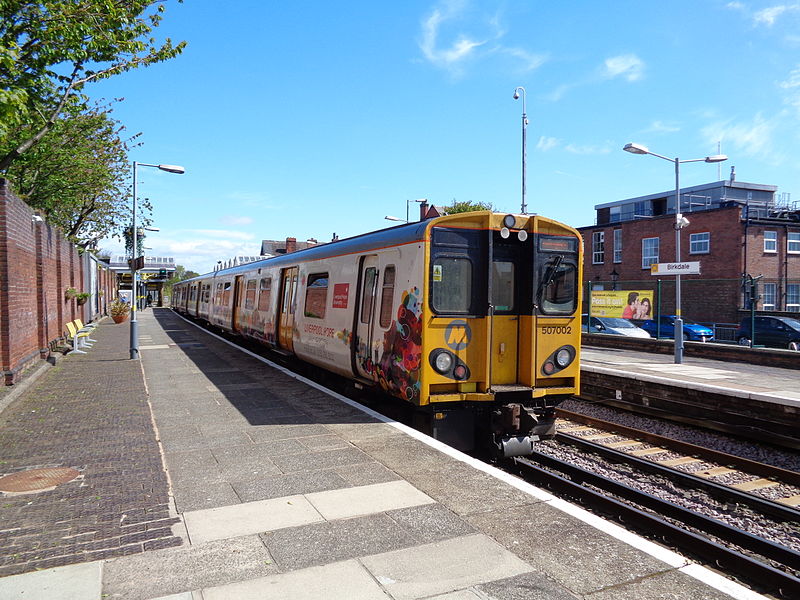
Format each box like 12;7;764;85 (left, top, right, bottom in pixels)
0;179;118;384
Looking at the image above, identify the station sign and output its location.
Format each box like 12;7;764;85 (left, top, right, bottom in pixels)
650;261;701;276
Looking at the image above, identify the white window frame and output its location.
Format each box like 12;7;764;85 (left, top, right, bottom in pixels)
613;229;622;263
762;282;776;310
764;230;777;253
788;232;800;254
787;283;800;312
689;232;710;254
592;231;605;264
642;237;659;269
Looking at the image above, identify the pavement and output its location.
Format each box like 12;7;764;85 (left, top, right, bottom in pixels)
0;308;775;599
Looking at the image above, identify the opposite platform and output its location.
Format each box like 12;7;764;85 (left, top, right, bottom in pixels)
0;309;768;600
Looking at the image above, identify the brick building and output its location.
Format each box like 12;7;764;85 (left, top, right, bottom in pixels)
578;175;800;324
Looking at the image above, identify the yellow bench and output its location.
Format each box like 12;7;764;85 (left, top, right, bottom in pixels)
65;321;93;354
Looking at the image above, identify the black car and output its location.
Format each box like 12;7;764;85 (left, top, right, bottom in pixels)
736;316;800;351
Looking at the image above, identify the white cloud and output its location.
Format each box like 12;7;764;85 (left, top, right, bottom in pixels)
536;136;560;151
644;120;681;134
726;1;745;11
701;114;776;157
753;4;799;26
498;47;549;72
779;65;800;115
220;215;254;226
184;229;256;241
603;54;645;81
419;4;486;72
564;143;612;155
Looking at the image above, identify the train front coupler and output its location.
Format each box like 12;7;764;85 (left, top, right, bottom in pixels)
491;404;557;457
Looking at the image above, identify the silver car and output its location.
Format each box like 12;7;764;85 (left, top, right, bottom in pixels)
582;315;651;338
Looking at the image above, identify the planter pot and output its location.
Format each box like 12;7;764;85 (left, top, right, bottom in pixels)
76;297;88;305
111;314;129;324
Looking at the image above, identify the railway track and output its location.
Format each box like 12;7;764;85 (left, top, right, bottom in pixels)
508;409;800;598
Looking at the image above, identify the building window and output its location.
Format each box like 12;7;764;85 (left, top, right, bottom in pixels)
787;284;800;312
592;231;605;264
642;237;659;269
689;232;710;254
789;232;800;254
613;229;622;263
762;283;776;310
764;231;777;253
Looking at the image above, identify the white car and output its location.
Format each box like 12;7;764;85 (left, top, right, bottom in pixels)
582;315;651;338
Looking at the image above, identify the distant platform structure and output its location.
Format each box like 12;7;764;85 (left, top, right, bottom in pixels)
213;255;271;271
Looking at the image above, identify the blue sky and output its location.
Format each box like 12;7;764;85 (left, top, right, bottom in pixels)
93;1;800;274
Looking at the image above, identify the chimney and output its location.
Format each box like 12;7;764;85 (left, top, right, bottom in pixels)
285;237;297;254
307;238;317;245
419;200;429;221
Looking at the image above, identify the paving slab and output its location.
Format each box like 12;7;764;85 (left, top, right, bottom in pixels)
305;479;436;520
0;561;101;600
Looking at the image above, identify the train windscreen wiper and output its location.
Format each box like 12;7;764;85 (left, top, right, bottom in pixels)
536;254;563;302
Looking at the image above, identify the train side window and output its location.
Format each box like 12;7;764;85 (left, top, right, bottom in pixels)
379;266;395;328
222;282;232;305
214;282;224;304
244;279;257;309
432;257;472;314
492;261;515;312
258;278;272;311
361;267;377;323
305;273;328;319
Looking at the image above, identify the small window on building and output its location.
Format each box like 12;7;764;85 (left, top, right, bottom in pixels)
613;229;622;263
787;284;800;312
258;278;272;311
642;237;659;269
244;279;257;309
788;232;800;254
592;231;605;264
689;232;710;254
764;231;777;253
762;282;777;310
379;266;395;328
304;273;328;319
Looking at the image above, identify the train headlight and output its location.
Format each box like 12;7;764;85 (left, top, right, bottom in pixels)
434;352;453;373
555;348;571;368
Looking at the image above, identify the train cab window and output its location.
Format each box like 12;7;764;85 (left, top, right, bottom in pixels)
360;267;377;323
538;257;577;315
492;261;515;312
244;279;257;309
379;266;395;328
258;278;272;311
305;273;328;319
432;257;472;314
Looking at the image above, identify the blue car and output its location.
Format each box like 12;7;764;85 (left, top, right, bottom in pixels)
639;316;714;342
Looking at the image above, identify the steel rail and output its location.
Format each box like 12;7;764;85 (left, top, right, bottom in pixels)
555;431;800;523
514;453;800;598
557;408;800;486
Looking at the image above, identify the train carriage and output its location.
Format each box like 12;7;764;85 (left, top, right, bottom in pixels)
173;211;583;456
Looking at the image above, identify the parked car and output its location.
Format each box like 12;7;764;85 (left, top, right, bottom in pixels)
639;316;714;342
736;316;800;350
582;315;651;338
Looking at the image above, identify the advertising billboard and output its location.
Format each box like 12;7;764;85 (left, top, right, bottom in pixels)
590;290;654;319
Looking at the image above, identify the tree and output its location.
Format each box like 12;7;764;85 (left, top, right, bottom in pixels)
444;200;495;214
4;101;144;247
162;265;198;299
0;0;185;171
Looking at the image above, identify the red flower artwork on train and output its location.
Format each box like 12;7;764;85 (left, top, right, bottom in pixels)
356;287;422;403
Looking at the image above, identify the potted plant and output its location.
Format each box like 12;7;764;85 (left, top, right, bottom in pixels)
109;298;131;323
75;292;90;305
65;287;78;301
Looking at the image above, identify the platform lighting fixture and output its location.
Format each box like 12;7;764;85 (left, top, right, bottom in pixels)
622;143;727;364
513;86;528;214
130;161;184;360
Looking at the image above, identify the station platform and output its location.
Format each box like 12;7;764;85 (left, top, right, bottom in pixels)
0;309;769;600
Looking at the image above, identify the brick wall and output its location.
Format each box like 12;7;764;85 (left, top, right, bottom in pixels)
0;179;117;384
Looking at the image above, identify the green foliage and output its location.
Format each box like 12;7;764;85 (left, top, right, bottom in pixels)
0;0;186;170
162;265;198;299
4;101;148;247
444;200;495;214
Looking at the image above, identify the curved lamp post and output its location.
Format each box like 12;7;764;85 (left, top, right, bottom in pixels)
130;162;184;359
622;143;727;364
513;87;528;214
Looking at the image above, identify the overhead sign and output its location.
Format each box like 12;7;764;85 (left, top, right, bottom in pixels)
650;261;700;276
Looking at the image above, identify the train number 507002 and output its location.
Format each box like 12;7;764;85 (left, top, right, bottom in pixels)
541;326;572;335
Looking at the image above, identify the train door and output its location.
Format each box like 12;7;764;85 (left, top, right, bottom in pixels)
277;267;298;351
489;243;521;385
353;255;379;381
232;275;245;332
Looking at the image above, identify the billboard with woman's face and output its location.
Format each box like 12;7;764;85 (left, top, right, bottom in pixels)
590;290;653;319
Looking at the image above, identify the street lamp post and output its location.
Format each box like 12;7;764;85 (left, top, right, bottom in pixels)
130;161;184;360
385;198;427;224
623;143;727;364
513;87;528;214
